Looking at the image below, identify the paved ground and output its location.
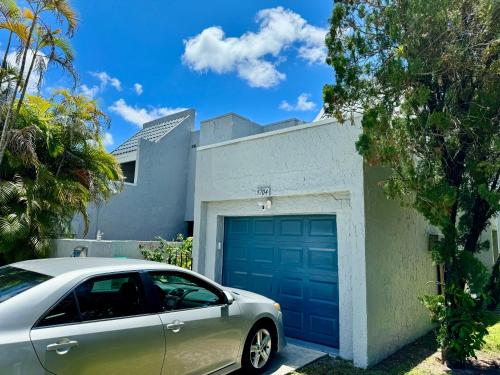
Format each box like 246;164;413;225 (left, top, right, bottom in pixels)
263;343;327;375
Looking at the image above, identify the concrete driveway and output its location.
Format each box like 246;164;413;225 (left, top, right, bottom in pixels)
263;343;327;375
231;342;328;375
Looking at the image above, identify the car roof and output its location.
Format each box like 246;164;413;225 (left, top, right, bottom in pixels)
9;257;178;277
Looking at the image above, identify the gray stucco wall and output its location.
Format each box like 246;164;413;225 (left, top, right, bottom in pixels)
199;113;262;146
184;130;200;222
74;115;194;241
363;166;436;365
192;118;370;366
262;119;304;132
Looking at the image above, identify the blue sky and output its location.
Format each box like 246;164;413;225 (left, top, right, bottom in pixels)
48;1;334;150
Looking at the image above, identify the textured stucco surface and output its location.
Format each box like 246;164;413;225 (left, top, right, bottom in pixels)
193;119;370;366
73;114;194;241
184;130;200;221
363;166;436;366
199;113;262;146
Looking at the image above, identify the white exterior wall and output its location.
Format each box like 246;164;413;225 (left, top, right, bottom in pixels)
363;166;436;365
476;217;499;271
192;119;371;367
52;239;179;259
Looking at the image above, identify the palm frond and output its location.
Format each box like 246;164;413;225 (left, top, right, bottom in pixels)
7;125;39;165
46;0;78;36
0;0;20;18
0;20;29;41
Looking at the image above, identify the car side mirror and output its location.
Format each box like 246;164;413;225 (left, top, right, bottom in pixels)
223;290;234;305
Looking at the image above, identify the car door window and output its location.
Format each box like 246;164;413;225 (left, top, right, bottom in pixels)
149;271;224;312
37;272;146;327
37;292;80;327
75;273;145;321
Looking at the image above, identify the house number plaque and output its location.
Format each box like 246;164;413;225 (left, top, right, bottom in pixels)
257;186;271;197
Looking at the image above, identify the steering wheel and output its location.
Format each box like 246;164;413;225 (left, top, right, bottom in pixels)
167;288;199;309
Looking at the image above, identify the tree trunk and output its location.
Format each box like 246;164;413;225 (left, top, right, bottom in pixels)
0;31;13;87
15;49;38;116
0;12;38;169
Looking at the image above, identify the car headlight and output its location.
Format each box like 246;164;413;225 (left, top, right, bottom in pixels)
273;303;281;312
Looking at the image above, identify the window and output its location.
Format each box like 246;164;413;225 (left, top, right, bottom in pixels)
38;292;80;327
0;266;52;303
36;273;146;328
149;271;223;312
120;161;136;184
75;273;145;321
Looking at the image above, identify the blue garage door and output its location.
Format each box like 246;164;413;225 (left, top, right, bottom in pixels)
222;215;339;347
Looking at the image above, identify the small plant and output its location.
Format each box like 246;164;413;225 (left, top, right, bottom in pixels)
420;287;488;365
140;234;192;270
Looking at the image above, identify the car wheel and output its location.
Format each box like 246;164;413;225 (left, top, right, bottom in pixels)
241;324;275;374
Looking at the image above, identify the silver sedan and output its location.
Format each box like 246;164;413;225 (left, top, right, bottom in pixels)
0;258;286;375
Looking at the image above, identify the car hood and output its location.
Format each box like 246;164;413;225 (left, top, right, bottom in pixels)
224;287;275;304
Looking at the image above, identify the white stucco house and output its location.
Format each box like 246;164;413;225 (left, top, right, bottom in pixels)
190;113;499;367
75;109;499;368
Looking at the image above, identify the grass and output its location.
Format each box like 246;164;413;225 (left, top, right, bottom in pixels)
482;312;500;355
292;312;500;375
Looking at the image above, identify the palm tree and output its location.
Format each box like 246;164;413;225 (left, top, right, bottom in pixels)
0;0;78;168
15;25;78;116
0;0;23;87
0;93;122;262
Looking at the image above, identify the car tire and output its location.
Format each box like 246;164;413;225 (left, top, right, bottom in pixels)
241;322;276;374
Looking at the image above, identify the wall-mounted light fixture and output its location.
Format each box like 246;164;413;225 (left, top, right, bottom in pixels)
257;199;272;211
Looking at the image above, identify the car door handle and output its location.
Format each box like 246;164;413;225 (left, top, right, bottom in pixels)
166;320;184;332
46;339;79;355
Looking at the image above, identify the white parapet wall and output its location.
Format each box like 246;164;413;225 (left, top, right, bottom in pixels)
52;238;179;259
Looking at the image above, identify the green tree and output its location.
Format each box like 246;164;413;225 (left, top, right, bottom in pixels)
0;92;122;262
0;0;77;167
324;0;499;366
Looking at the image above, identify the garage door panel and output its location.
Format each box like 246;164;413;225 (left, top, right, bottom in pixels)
252;245;275;264
249;273;274;295
227;218;251;235
279;218;304;237
308;247;338;271
225;244;248;262
309;218;337;237
281;308;304;330
310;315;337;335
308;279;338;304
278;275;304;299
254;219;275;235
225;270;248;290
308;319;339;347
278;246;304;267
223;215;339;348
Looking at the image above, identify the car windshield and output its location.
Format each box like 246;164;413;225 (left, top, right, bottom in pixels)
0;266;52;303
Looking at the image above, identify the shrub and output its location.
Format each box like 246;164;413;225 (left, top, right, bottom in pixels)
140;234;192;270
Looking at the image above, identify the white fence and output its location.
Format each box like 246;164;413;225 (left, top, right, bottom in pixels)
52;239;178;259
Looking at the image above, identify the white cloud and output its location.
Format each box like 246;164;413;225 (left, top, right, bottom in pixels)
102;132;114;146
91;71;122;91
133;83;143;95
109;99;186;127
182;7;327;88
5;50;47;93
280;93;316;111
79;84;99;98
78;71;122;98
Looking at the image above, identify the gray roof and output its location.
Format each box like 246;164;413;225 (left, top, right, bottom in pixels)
112;109;192;159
